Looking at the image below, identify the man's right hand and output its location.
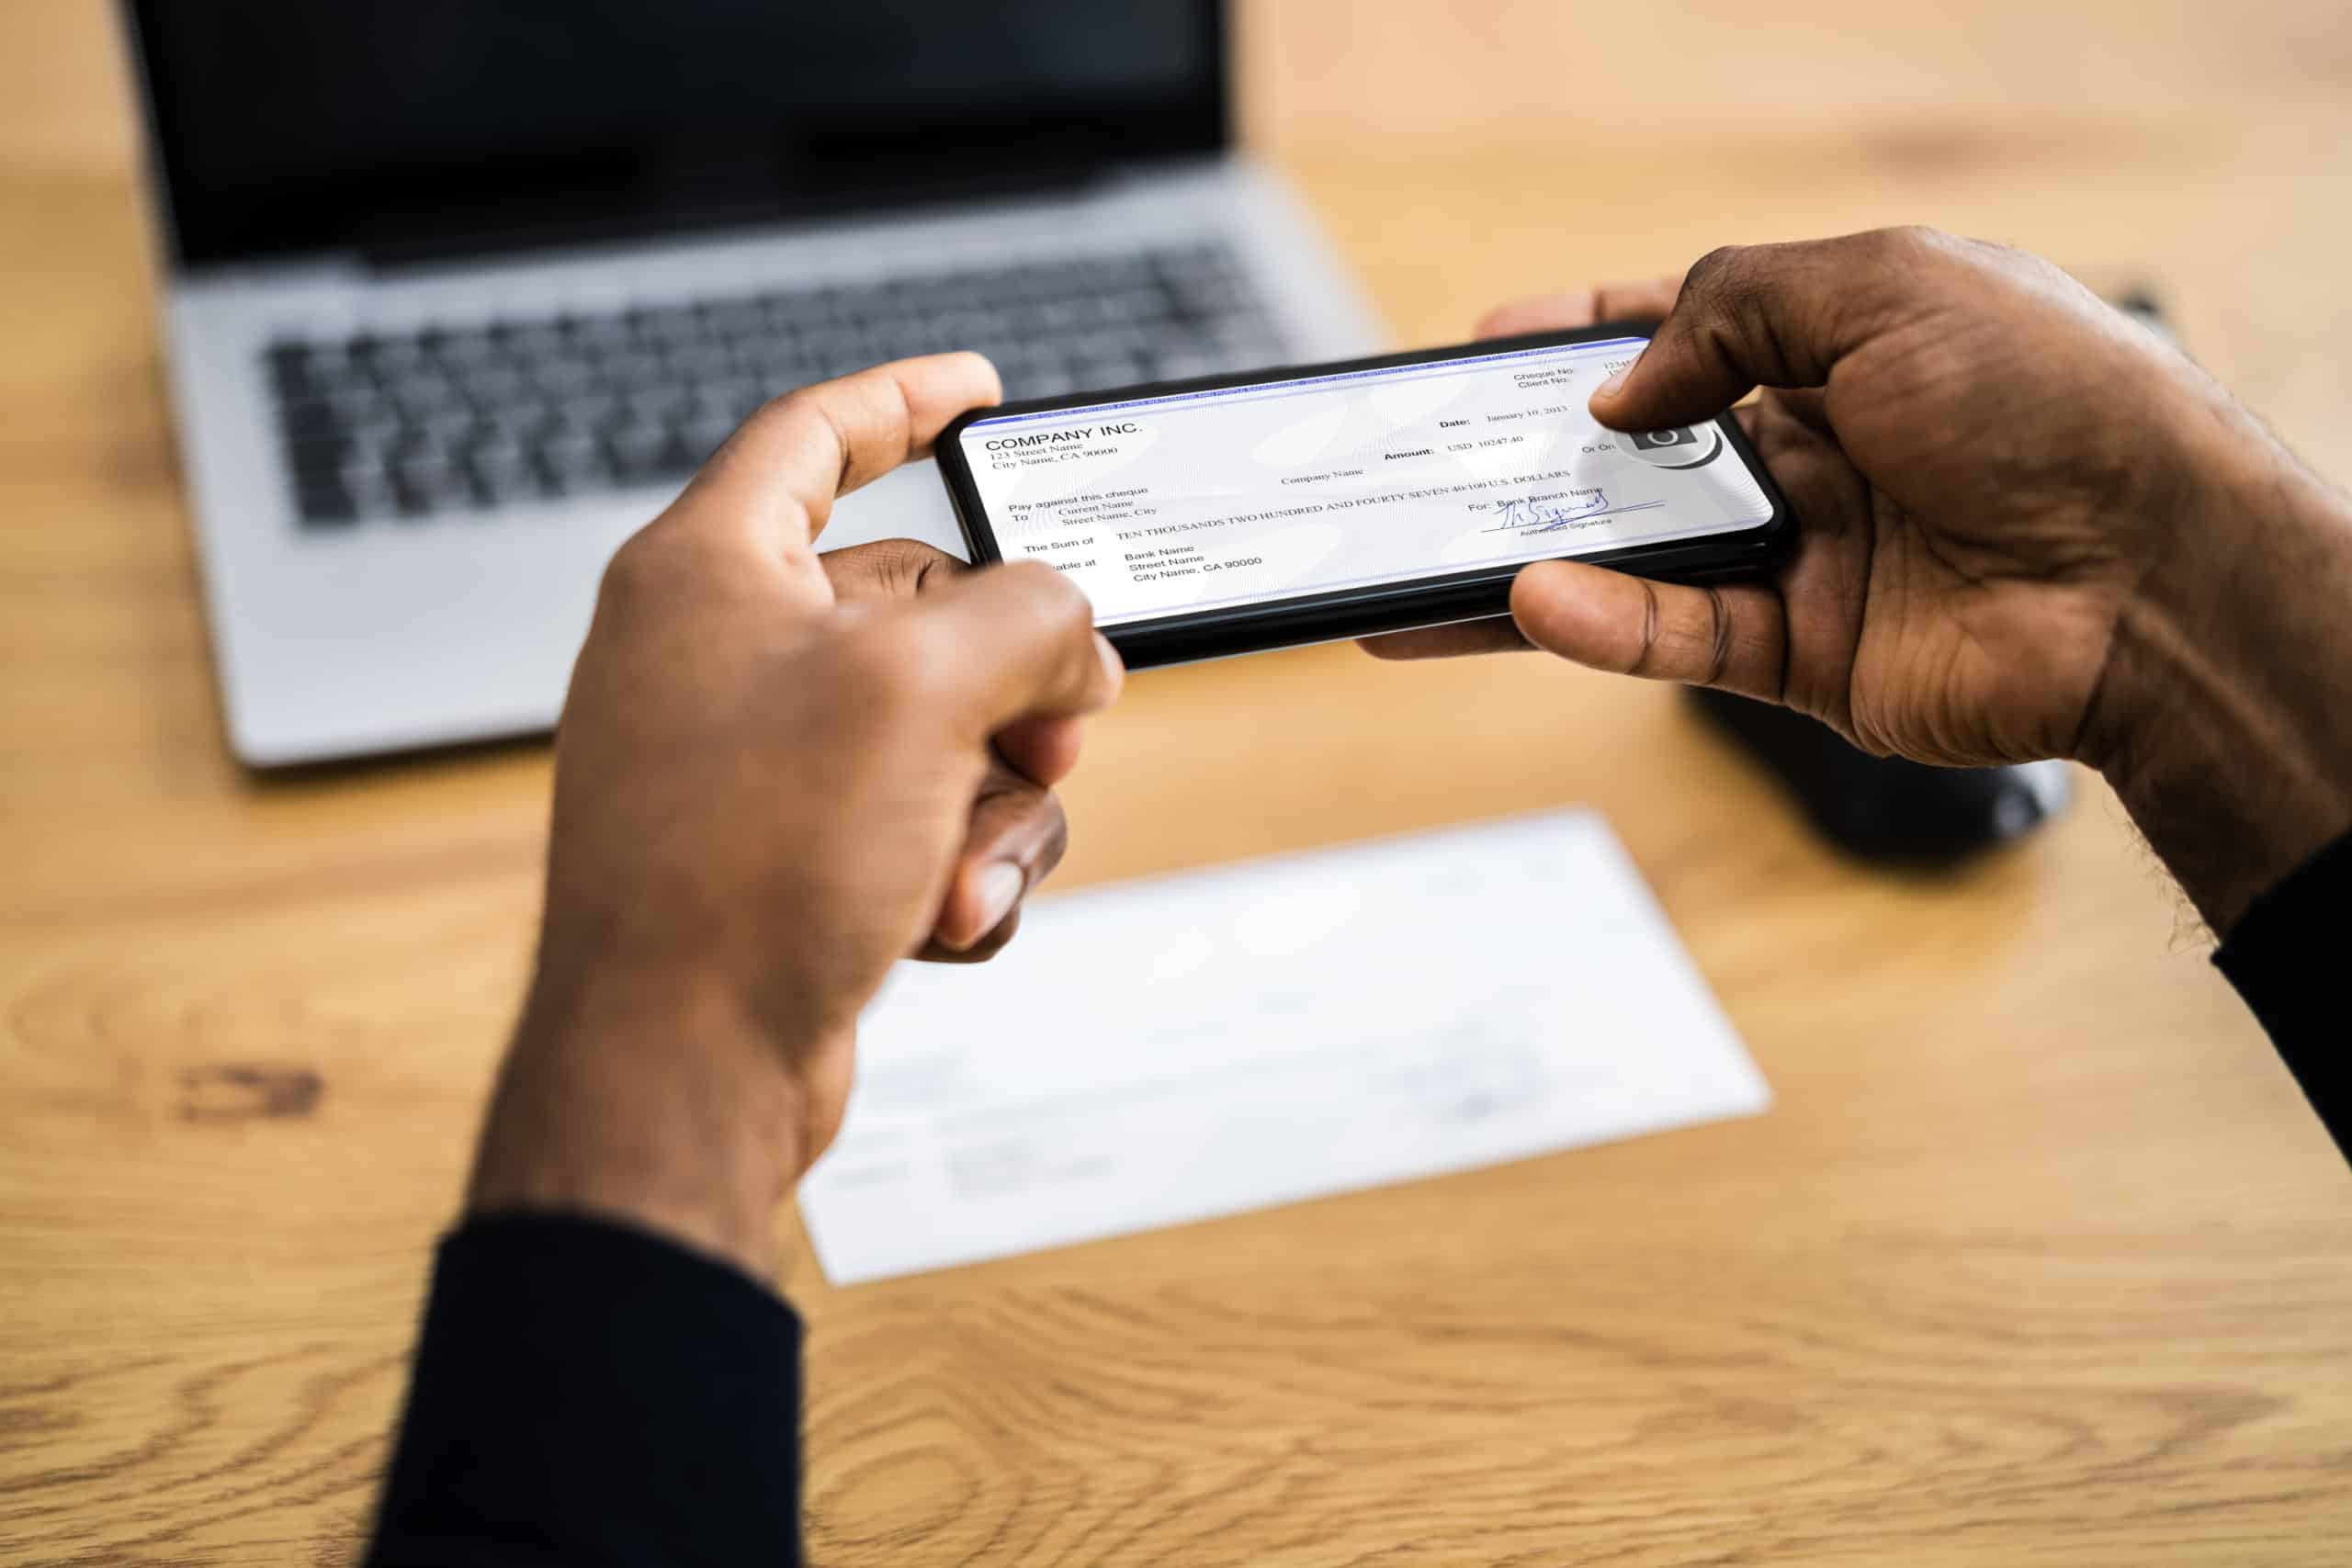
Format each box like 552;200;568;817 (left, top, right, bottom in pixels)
1370;229;2352;930
467;354;1123;1280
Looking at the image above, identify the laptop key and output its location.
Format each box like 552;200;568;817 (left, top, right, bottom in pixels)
348;469;400;519
289;433;356;479
467;447;538;507
277;397;345;442
390;385;460;426
679;412;739;463
390;453;468;517
434;327;498;367
639;304;701;344
604;423;673;480
455;365;529;409
294;476;357;525
536;431;607;493
423;409;481;447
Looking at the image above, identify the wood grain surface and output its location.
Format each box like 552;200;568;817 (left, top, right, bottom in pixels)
3;3;2350;1563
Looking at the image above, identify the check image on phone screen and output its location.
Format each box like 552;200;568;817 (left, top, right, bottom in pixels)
957;338;1777;626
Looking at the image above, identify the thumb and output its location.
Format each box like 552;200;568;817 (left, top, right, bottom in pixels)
1589;229;1925;433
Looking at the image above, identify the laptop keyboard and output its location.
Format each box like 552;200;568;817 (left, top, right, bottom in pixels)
262;241;1287;525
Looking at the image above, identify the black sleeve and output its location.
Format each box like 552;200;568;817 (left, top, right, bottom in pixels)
365;1213;804;1568
2214;827;2352;1160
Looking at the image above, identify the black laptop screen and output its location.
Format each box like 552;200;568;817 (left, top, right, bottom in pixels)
127;1;1226;269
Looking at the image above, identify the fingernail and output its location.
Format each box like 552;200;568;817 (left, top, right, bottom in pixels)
1094;632;1125;694
973;862;1025;935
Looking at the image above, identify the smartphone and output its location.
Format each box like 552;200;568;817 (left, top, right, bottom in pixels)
935;325;1792;667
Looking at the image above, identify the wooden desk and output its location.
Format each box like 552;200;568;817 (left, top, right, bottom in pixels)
4;3;2349;1562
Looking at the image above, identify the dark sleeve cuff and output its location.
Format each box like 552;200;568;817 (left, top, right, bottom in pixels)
366;1213;804;1568
2214;827;2352;1162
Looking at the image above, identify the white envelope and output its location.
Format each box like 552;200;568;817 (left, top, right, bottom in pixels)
799;809;1769;1284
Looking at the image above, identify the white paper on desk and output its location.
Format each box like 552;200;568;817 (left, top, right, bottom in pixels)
798;810;1768;1284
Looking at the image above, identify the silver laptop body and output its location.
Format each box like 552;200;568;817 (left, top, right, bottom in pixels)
121;2;1378;763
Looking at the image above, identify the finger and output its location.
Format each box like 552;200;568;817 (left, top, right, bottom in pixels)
1476;277;1686;342
1510;558;1788;702
821;537;963;603
910;560;1125;731
994;714;1085;787
825;539;1089;784
1589;277;1685;322
1476;290;1603;340
922;766;1069;955
917;907;1023;964
1589;231;1933;433
669;353;1001;570
1761;385;1834;437
1358;617;1531;660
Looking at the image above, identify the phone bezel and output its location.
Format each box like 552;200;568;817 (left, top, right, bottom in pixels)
933;323;1793;668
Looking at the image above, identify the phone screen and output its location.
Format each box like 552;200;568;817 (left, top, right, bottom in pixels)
954;336;1777;627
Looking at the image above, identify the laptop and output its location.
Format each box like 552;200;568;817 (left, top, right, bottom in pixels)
119;1;1379;765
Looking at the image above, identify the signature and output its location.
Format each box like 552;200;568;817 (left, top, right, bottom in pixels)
1494;489;1607;533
